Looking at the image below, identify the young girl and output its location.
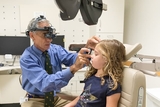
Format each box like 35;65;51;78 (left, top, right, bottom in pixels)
64;39;126;107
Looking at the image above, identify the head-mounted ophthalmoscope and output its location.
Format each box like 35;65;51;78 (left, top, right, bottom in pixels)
26;15;57;39
26;26;57;39
31;27;56;39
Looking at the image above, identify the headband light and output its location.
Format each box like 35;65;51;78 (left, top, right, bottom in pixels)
32;27;56;39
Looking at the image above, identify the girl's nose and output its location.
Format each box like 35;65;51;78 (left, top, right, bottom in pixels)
91;54;94;59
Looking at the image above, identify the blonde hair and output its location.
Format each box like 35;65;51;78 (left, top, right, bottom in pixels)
85;39;126;90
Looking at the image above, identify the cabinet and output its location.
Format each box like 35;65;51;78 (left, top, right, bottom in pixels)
0;66;26;104
97;33;123;43
96;0;125;42
146;88;160;107
61;68;86;96
0;74;26;104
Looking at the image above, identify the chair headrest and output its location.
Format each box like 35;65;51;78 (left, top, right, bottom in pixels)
124;43;142;61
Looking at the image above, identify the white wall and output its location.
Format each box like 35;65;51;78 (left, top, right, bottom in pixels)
124;0;160;56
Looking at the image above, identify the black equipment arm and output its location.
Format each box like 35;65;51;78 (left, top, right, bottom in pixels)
55;0;107;25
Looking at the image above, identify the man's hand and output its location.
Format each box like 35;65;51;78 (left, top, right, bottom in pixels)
70;48;91;74
85;36;101;49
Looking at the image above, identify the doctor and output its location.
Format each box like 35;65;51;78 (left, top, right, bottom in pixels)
20;15;100;107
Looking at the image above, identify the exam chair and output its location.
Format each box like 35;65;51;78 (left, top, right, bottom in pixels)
118;43;146;107
119;67;146;107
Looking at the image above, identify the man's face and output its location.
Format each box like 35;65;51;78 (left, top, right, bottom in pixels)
30;21;53;52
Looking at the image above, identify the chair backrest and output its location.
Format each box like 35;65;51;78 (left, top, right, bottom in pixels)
118;67;146;107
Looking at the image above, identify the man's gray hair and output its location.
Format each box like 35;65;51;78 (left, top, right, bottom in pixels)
27;17;49;31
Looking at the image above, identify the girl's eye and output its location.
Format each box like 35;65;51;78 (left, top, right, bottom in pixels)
95;53;98;56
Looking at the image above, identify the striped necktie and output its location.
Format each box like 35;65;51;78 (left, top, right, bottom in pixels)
43;51;54;107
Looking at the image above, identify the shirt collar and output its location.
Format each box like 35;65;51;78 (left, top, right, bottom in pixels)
32;45;45;55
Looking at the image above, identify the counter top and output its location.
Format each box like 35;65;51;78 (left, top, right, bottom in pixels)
146;88;160;106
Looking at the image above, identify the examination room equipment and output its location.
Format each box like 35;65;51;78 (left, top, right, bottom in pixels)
25;15;57;39
125;54;160;76
55;0;107;25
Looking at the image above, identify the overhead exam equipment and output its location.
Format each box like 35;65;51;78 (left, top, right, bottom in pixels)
55;0;107;25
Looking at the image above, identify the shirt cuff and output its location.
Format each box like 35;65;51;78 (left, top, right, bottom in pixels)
62;67;74;82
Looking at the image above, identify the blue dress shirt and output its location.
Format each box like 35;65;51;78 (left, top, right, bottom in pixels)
20;44;77;96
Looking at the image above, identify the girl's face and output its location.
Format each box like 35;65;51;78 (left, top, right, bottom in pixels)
91;45;106;70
